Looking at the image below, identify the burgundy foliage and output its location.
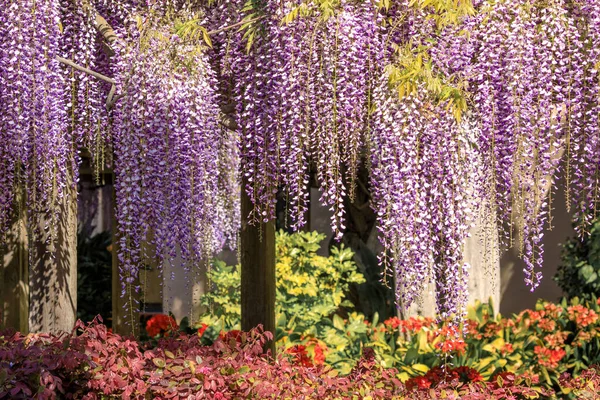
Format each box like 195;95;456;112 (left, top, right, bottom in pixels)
0;320;580;399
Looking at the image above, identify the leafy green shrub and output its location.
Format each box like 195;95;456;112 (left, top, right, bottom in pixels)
370;297;600;398
198;230;367;372
194;230;600;394
554;217;600;301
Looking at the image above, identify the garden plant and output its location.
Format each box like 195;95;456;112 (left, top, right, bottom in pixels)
3;0;600;397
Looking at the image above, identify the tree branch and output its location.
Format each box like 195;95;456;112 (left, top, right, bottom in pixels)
206;15;264;36
56;56;115;85
95;13;117;56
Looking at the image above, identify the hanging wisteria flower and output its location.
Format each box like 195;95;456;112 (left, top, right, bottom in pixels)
3;0;600;323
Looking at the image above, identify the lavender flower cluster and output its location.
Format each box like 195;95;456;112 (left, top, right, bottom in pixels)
0;0;70;247
2;0;600;319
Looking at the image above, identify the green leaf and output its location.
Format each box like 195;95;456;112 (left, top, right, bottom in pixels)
333;314;345;331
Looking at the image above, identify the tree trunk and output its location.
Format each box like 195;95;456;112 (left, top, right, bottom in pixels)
28;182;78;334
240;178;276;355
1;194;29;333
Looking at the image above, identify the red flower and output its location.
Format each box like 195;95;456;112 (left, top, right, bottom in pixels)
423;366;459;385
146;315;178;337
286;345;313;367
500;343;514;356
435;338;466;354
197;323;209;338
407;365;483;390
454;366;483;383
405;376;432;390
313;343;326;365
384;317;401;329
219;330;243;343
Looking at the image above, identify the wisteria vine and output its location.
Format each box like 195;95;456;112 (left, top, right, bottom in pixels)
1;0;600;320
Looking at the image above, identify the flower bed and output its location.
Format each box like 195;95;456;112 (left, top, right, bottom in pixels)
5;318;599;399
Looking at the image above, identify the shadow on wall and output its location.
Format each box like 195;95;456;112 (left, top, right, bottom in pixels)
499;176;572;316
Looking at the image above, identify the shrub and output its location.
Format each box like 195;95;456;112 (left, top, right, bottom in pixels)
554;217;600;301
195;230;600;382
367;297;600;398
198;230;367;373
0;319;583;399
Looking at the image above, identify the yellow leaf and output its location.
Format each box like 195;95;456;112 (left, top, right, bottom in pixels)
411;364;429;373
397;372;410;382
165;350;175;359
476;357;495;369
202;28;213;48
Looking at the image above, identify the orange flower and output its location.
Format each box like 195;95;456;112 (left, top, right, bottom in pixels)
465;320;481;339
436;338;466;354
567;305;598;328
384;317;401;330
516;310;543;328
537;318;556;332
500;343;514;356
482;322;502;338
534;345;566;369
544;331;568;349
543;303;563;319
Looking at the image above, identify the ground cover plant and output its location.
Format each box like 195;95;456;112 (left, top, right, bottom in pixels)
141;296;600;398
5;317;600;399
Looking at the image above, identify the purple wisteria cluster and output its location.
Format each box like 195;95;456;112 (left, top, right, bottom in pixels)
2;0;600;320
109;7;239;308
221;1;383;238
0;0;70;246
370;82;481;318
432;0;587;292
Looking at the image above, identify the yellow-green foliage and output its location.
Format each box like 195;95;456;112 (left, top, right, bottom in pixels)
385;47;469;121
382;0;474;121
198;230;365;334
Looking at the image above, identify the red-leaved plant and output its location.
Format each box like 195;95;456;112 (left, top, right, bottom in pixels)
1;318;593;399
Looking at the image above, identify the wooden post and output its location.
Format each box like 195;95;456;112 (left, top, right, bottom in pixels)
240;179;276;355
28;180;78;333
